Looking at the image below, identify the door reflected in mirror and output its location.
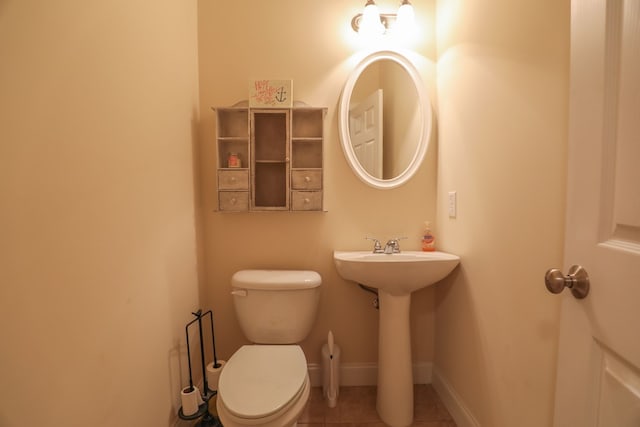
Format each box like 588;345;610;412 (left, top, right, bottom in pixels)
338;51;432;189
349;60;421;180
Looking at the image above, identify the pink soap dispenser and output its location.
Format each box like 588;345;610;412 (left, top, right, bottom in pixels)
422;221;435;252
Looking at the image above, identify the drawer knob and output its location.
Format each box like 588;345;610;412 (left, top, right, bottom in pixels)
304;198;310;204
230;176;236;183
230;198;237;205
304;176;311;183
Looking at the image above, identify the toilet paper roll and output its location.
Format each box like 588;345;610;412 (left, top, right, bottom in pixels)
206;360;226;392
181;385;204;417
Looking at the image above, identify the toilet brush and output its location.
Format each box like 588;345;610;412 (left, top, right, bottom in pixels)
327;330;337;407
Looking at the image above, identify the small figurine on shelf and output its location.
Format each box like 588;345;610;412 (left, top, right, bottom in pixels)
228;152;241;168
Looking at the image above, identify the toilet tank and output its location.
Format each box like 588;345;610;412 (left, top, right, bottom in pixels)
231;270;321;344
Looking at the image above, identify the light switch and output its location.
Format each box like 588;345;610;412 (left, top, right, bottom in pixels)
448;191;457;218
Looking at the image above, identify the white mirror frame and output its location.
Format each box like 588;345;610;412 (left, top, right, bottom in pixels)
338;50;432;189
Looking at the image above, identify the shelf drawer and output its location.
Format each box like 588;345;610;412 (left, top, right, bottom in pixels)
218;170;249;190
291;170;322;190
291;190;322;211
219;191;249;211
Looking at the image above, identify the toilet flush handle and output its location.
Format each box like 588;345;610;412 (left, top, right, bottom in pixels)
231;289;248;297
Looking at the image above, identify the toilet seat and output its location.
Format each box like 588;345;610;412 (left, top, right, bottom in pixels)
217;375;310;427
218;345;308;422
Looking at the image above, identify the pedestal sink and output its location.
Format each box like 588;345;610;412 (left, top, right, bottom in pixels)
333;250;460;427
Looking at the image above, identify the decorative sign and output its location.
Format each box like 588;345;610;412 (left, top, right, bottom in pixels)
249;80;293;108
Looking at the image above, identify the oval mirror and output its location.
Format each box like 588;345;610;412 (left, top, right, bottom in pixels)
338;50;432;189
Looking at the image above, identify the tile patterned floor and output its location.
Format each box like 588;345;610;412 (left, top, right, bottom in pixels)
298;385;457;427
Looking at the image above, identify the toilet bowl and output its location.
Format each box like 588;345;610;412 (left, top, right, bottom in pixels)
216;270;321;427
217;345;310;427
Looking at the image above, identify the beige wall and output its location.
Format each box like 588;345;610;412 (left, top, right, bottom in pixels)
198;0;438;367
434;1;569;426
0;0;570;425
0;1;201;426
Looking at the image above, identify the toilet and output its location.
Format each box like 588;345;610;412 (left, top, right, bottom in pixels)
216;269;322;427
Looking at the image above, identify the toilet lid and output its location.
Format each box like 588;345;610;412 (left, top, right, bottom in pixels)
219;345;308;419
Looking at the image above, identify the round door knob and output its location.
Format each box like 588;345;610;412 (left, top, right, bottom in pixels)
545;265;590;299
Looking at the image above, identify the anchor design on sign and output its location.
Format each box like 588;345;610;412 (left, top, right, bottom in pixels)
275;86;287;103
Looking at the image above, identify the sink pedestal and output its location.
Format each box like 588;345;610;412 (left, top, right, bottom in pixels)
377;291;414;427
332;250;460;427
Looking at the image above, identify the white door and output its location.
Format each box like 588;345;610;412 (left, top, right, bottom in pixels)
552;0;640;426
349;89;383;178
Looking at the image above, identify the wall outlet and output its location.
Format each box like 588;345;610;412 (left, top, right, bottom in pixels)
448;191;457;218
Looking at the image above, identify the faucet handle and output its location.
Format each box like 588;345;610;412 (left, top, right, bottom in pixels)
385;237;407;253
387;237;408;245
365;236;383;253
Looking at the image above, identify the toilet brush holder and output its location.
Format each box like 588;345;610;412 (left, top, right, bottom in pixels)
321;331;340;408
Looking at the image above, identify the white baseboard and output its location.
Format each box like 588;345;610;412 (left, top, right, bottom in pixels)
432;368;481;427
307;362;433;387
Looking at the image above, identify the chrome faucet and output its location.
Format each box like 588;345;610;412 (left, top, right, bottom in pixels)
384;239;401;254
366;236;407;254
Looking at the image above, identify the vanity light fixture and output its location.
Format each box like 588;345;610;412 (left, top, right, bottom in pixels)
351;0;416;36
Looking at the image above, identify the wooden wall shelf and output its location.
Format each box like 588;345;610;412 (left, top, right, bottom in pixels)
214;102;325;212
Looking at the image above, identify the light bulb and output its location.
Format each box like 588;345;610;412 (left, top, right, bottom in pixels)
359;0;385;37
395;1;415;31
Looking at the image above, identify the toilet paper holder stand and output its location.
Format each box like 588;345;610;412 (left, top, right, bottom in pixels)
178;309;222;426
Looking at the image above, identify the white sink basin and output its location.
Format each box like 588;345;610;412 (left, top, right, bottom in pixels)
333;250;460;296
333;249;460;427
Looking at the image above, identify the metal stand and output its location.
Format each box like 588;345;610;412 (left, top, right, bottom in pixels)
178;309;223;427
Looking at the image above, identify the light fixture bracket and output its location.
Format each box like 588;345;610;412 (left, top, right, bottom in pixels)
351;13;398;33
351;0;415;35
